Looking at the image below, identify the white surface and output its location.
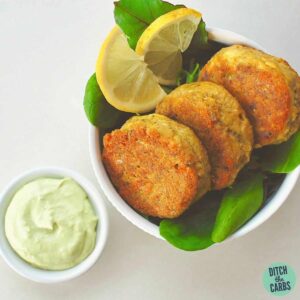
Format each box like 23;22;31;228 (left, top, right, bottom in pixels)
0;167;108;283
0;0;299;299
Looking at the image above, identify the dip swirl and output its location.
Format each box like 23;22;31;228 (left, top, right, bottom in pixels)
5;178;98;270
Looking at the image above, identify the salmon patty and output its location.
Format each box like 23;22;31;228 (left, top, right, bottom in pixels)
102;114;211;218
156;82;253;190
199;45;300;147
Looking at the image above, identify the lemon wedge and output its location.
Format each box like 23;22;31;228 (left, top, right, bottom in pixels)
136;8;202;86
96;27;166;113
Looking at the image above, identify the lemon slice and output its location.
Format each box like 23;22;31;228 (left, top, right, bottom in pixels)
96;27;166;113
136;8;202;86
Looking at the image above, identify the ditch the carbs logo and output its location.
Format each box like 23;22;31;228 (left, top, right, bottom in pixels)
263;263;296;296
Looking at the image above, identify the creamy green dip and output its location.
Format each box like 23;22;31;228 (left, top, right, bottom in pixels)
5;177;98;270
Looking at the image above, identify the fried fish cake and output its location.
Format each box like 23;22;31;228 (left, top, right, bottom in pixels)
102;114;211;218
199;45;300;148
156;82;253;190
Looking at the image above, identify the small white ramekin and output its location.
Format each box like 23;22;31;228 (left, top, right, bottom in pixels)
0;167;108;283
89;27;300;242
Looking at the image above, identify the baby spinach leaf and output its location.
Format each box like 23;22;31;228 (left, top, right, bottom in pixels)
184;19;208;56
260;131;300;173
193;19;208;47
114;0;184;49
83;74;123;128
160;192;222;251
186;64;200;83
176;62;200;86
183;39;225;73
263;173;285;200
212;173;264;243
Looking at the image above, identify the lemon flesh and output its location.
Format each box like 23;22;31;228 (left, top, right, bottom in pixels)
136;8;202;86
96;27;166;113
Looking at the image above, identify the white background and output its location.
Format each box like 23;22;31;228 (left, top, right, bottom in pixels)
0;0;300;299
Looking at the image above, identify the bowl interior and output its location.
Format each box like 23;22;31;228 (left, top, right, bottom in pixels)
90;27;300;242
0;167;108;283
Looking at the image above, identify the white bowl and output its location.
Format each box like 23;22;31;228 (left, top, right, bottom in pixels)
89;27;300;242
0;167;108;283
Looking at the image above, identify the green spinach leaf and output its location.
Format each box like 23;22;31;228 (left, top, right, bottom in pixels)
114;0;184;49
192;19;208;48
263;173;285;200
212;173;264;243
160;192;222;251
186;64;200;83
83;74;123;128
198;19;209;46
260;131;300;173
177;62;200;86
182;40;225;74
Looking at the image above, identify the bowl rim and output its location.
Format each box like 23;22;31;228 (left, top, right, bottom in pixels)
89;27;300;242
0;166;109;283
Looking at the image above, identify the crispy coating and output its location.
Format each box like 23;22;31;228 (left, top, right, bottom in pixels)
156;82;253;190
102;114;211;218
199;45;300;148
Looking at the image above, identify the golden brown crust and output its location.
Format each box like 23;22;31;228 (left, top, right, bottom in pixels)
102;114;211;218
156;82;253;190
199;45;300;147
